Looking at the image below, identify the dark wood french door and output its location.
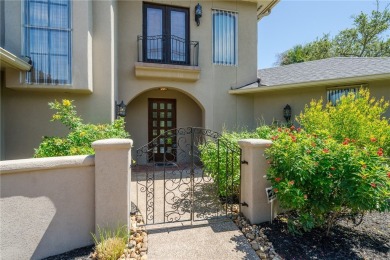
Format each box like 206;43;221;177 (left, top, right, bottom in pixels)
148;99;177;162
143;3;190;65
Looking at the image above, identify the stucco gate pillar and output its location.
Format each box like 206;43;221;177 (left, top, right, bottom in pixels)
92;139;133;233
238;139;273;224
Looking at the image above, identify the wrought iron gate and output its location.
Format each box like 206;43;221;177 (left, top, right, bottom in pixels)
131;127;241;225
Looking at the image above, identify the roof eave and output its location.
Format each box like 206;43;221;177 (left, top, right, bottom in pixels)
257;0;280;20
229;73;390;95
0;47;32;71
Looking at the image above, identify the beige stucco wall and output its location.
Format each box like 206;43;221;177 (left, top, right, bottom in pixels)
252;79;390;125
1;0;259;160
126;88;203;155
1;71;4;159
1;139;133;259
0;155;95;259
369;79;390;119
118;0;257;135
1;0;117;160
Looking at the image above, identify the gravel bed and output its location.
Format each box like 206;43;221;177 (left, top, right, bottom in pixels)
257;211;390;260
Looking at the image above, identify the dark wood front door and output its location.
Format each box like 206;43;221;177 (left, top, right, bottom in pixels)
148;98;177;162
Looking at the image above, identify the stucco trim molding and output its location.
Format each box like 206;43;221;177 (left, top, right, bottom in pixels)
238;139;272;148
5;83;93;93
0;155;95;175
135;62;201;82
0;47;32;71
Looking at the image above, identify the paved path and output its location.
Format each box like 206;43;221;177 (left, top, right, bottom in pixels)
146;219;258;260
131;169;258;259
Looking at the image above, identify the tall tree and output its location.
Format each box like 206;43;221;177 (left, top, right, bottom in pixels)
276;1;390;66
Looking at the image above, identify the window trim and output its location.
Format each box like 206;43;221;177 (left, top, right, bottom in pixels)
212;9;238;66
22;0;72;85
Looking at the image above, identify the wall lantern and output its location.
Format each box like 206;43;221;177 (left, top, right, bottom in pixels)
195;3;202;26
116;101;127;118
283;104;292;123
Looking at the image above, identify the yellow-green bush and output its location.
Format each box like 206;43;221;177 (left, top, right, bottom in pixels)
34;100;129;157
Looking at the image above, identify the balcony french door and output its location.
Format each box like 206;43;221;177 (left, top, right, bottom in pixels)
143;3;189;65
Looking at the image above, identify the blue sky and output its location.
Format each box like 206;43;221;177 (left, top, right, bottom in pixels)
257;0;390;68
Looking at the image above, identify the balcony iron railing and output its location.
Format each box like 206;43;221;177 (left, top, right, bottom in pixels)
137;35;199;66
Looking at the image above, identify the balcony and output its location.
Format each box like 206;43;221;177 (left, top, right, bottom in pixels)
137;35;199;66
135;35;200;82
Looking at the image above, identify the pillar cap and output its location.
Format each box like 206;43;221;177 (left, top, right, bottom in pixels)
238;139;272;148
92;139;133;150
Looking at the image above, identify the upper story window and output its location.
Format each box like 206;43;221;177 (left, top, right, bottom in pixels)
327;87;358;105
23;0;72;84
212;9;238;66
142;3;190;65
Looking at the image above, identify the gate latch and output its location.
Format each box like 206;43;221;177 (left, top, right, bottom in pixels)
241;160;248;165
241;202;248;207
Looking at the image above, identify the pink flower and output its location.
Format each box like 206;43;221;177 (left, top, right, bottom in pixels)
288;180;295;185
377;148;383;156
271;135;279;141
387;172;390;178
370;183;376;188
274;177;282;183
323;148;329;153
273;188;279;193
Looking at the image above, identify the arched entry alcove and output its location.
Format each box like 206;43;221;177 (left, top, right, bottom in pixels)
125;88;204;161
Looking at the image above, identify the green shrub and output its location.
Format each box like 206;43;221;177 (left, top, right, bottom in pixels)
266;89;390;234
298;88;390;156
34;100;129;157
199;126;274;198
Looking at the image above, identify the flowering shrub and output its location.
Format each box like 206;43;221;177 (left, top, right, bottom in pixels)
34;100;129;157
267;89;390;234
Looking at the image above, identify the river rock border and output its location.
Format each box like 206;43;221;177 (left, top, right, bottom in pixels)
232;213;282;260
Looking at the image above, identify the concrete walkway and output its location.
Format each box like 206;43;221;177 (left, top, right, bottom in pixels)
146;219;258;260
131;169;258;259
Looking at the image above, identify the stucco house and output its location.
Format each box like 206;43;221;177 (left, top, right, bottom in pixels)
230;57;390;124
0;0;279;160
1;1;389;162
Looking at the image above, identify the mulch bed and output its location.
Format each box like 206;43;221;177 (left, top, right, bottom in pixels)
259;211;389;260
43;245;93;260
